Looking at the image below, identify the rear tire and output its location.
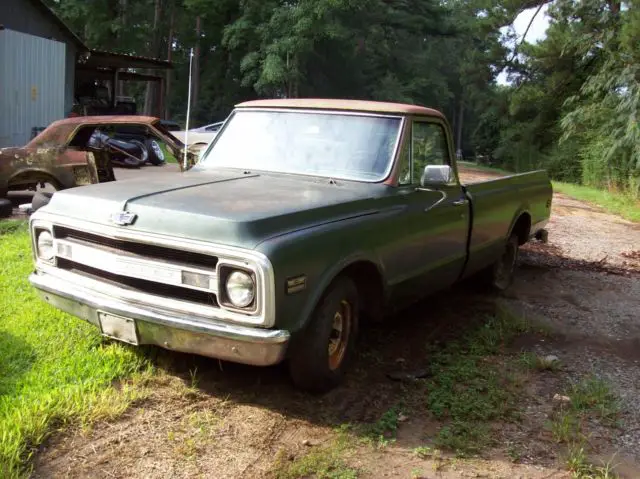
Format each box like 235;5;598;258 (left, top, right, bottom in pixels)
146;139;166;165
289;277;359;393
477;233;520;292
129;139;149;165
31;191;54;212
0;198;12;218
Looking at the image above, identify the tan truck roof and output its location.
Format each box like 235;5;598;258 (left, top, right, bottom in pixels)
235;98;445;118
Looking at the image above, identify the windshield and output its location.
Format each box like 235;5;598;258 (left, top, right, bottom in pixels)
198;110;402;182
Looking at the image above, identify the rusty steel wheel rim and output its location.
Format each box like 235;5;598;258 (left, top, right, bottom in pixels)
328;299;352;371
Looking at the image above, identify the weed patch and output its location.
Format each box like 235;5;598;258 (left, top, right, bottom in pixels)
519;351;561;371
424;310;530;456
358;407;401;448
568;376;620;425
545;376;621;477
566;443;619;479
271;428;357;479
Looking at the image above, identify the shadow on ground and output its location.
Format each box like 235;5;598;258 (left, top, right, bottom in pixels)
145;280;500;427
0;330;36;397
141;238;638;428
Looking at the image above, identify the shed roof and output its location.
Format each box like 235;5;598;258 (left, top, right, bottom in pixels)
235;98;445;118
82;49;173;70
32;1;172;70
32;0;86;49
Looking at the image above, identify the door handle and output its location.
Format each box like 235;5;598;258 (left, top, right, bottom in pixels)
452;198;467;206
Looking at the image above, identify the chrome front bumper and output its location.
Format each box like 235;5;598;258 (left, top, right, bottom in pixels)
29;270;290;366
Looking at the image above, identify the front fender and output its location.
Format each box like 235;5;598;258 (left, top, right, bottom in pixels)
295;251;386;333
256;213;391;334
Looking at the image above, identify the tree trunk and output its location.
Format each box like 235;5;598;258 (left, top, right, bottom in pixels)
144;0;162;116
456;99;464;157
609;0;620;14
192;16;201;110
451;104;457;141
118;0;128;97
164;5;174;120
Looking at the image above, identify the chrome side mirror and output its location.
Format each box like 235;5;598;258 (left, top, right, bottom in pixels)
420;165;452;187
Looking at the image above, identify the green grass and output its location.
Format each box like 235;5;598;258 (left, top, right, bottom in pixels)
551;181;640;222
424;309;531;456
458;161;640;222
0;221;149;478
160;142;179;164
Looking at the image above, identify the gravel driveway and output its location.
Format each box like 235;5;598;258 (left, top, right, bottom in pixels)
464;166;640;471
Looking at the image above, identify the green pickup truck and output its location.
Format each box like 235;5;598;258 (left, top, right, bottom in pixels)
28;99;552;392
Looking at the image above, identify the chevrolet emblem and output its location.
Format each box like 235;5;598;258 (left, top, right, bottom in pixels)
110;211;137;226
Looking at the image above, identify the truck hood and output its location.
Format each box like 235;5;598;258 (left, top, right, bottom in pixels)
43;168;389;249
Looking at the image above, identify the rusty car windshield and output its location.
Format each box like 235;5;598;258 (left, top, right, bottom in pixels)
197;110;402;182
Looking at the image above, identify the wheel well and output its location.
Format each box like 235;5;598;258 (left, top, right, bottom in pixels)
9;171;62;190
340;261;385;322
511;213;531;245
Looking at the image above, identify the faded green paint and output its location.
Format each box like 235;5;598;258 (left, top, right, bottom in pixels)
39;104;552;340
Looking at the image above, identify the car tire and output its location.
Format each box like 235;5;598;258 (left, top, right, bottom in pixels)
288;276;359;393
0;198;12;218
477;233;520;292
146;139;166;165
31;191;54;212
129;139;149;165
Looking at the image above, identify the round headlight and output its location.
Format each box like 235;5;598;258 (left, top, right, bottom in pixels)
225;270;255;308
37;230;54;261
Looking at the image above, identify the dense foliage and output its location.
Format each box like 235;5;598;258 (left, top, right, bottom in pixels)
46;0;639;197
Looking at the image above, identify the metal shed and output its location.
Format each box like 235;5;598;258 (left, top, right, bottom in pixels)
0;29;66;147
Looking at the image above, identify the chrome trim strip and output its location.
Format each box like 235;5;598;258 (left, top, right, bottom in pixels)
29;212;276;327
30;271;289;366
56;238;219;294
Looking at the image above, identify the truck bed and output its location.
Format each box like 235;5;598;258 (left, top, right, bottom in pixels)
459;167;553;279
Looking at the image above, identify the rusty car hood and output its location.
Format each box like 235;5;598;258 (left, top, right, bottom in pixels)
41;168;390;249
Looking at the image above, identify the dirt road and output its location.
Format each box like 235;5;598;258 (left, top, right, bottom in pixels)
32;166;640;478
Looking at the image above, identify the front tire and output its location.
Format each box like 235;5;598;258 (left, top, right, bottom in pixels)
289;277;359;393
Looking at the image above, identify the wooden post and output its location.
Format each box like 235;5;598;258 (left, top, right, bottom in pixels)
112;69;119;109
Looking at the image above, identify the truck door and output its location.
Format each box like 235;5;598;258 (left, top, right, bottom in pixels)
387;119;469;307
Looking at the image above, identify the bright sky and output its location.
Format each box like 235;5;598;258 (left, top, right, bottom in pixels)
496;5;551;85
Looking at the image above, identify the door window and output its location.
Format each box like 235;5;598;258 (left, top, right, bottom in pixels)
397;121;452;185
411;122;450;184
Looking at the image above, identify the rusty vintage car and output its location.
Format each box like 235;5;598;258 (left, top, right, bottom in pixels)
0;115;197;202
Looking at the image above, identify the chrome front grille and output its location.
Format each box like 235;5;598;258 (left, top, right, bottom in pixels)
52;226;220;307
53;226;219;268
31;216;275;327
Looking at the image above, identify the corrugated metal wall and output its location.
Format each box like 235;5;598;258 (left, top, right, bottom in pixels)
0;29;66;148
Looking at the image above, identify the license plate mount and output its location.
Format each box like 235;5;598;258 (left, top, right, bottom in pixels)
98;311;139;345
